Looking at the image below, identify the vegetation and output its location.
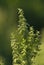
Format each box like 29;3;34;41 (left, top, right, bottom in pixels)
10;8;41;65
0;56;6;65
0;0;44;65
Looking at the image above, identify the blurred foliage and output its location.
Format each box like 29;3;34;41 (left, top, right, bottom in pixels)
0;0;44;29
0;56;6;65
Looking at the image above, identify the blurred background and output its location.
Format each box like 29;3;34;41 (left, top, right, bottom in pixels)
0;0;44;65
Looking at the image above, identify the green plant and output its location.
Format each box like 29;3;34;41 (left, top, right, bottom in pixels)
10;8;41;65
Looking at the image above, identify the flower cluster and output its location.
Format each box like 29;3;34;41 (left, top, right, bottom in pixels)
10;8;41;65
